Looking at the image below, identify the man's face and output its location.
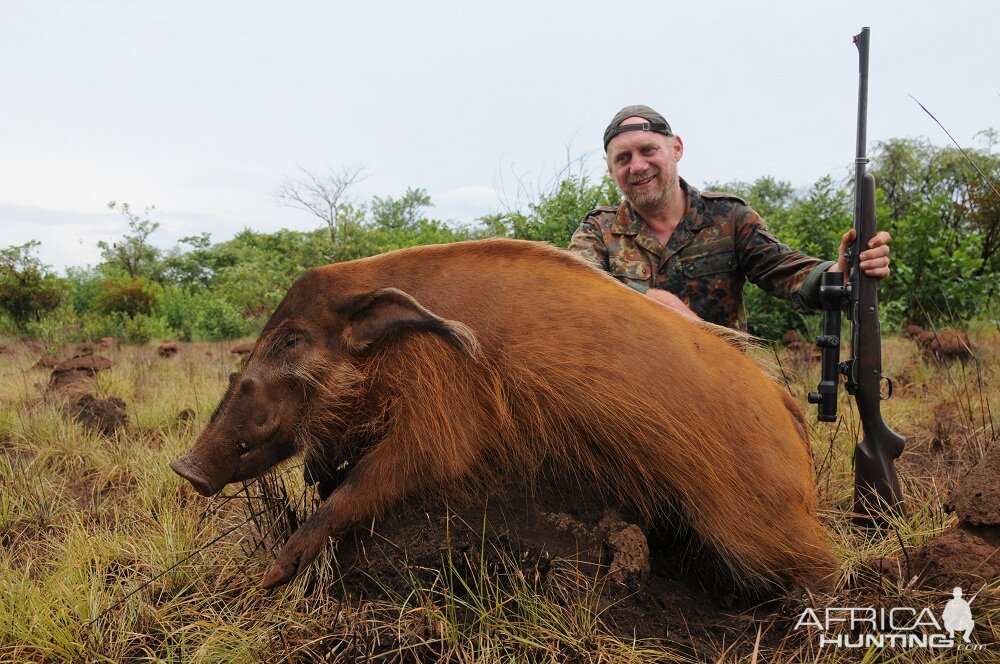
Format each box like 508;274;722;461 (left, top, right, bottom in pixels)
606;117;684;210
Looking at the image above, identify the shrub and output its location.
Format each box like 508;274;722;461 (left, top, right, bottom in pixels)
0;241;64;330
744;287;807;340
79;311;172;345
157;286;199;342
93;278;161;319
192;297;245;341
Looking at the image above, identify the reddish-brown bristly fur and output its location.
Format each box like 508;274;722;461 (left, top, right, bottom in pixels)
174;238;838;591
269;239;838;591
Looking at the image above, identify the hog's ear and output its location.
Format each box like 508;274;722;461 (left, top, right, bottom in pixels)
339;287;481;358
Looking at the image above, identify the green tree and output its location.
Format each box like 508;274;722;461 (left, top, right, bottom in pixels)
209;228;336;317
870;135;1000;323
870;138;1000;244
161;233;215;287
370;187;433;231
0;241;64;330
64;266;103;316
885;193;992;325
781;176;851;260
99;202;162;278
703;176;795;222
483;174;619;247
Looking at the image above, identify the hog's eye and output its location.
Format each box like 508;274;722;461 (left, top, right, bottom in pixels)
284;335;299;350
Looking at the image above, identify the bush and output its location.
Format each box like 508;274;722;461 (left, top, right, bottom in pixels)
0;241;65;330
482;174;620;247
744;287;808;340
157;286;199;341
192;297;246;341
79;311;172;345
64;267;103;316
93;278;161;318
17;304;82;345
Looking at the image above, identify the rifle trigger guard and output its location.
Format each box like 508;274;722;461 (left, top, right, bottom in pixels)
880;376;894;401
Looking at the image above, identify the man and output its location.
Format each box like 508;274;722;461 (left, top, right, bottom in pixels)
569;105;892;331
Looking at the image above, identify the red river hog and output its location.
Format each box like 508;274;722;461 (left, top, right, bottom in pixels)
170;238;838;591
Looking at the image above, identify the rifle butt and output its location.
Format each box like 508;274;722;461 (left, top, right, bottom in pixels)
852;428;906;527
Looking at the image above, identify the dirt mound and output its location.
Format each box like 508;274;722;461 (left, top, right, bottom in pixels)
887;443;1000;592
605;521;651;581
780;330;804;346
231;342;254;356
73;342;95;356
70;394;129;436
294;478;792;656
34;356;60;369
48;355;114;396
158;342;179;358
907;525;1000;591
948;442;1000;526
778;329;820;363
44;355;128;435
906;325;975;360
53;355;114;373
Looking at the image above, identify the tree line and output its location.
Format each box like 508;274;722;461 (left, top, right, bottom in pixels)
2;135;997;344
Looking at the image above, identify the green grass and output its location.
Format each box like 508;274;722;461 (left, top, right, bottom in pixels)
0;332;997;662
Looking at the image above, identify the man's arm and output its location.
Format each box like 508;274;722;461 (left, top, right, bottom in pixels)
567;216;612;272
735;209;891;312
735;209;831;312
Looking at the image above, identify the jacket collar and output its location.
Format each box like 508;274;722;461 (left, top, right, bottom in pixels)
610;178;714;237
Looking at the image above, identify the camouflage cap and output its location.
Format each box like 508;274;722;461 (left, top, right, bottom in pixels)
603;105;673;151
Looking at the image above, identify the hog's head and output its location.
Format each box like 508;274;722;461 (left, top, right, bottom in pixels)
168;321;316;496
170;283;480;497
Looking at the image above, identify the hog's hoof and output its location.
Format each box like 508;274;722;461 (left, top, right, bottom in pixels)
261;563;295;589
261;527;332;589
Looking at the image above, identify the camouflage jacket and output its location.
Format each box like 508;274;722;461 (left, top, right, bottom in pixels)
568;179;833;331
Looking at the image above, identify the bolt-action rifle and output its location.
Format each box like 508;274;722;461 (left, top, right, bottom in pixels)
807;27;906;525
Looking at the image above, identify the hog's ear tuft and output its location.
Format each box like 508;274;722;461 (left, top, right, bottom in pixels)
339;287;481;358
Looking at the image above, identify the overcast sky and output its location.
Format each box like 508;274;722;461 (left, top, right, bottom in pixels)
2;1;998;273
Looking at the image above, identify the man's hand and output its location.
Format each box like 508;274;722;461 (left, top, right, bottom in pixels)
645;288;701;321
828;229;891;280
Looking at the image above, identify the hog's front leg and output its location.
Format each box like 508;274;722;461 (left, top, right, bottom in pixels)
261;445;467;589
260;475;371;588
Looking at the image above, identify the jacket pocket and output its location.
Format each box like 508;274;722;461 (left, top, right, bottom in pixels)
679;251;737;278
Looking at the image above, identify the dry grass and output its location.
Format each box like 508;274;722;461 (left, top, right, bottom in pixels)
0;328;997;662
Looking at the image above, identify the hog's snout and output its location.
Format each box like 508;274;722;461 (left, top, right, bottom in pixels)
170;455;226;497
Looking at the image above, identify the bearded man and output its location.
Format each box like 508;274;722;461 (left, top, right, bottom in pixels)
569;105;891;330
